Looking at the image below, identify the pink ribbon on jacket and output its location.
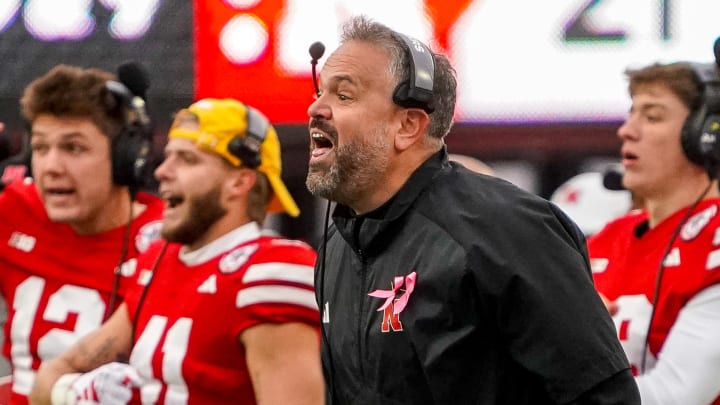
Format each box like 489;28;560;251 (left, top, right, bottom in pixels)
367;271;417;315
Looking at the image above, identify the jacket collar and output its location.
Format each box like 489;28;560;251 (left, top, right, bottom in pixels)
332;146;448;253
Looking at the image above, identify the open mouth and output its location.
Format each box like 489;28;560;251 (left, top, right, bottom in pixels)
162;193;184;209
45;187;75;197
621;151;638;165
310;131;335;162
311;131;334;150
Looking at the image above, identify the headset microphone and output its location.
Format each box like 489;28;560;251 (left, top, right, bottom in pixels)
118;62;150;100
309;41;325;97
602;164;625;191
116;62;151;128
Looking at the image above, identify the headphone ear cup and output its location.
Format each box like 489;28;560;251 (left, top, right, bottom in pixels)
681;109;707;167
681;63;720;176
226;104;267;169
393;80;437;111
112;128;151;188
392;82;409;106
227;137;261;168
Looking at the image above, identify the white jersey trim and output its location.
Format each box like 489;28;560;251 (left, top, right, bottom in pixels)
178;222;261;266
236;285;318;310
242;263;314;287
636;283;720;404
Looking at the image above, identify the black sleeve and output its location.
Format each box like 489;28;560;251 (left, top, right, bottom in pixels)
475;196;636;403
568;369;640;405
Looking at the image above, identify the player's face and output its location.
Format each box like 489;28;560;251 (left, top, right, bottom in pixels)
155;138;228;247
617;83;695;199
30;114;119;232
306;40;396;207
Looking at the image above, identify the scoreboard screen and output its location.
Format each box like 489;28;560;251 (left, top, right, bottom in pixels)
1;0;719;124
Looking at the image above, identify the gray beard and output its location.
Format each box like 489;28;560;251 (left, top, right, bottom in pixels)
306;130;390;207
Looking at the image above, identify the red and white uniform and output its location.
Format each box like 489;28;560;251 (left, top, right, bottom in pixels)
125;222;318;404
0;180;163;405
589;199;720;404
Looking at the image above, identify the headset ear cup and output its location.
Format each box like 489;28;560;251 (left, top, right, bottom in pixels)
681;109;707;167
227;137;261;168
392;82;410;107
112;128;151;188
226;104;267;169
681;63;720;176
393;80;437;111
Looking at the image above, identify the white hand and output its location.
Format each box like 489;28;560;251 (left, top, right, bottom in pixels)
71;362;142;405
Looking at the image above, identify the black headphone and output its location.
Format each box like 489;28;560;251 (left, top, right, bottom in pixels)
680;62;720;177
392;33;436;114
105;80;153;191
227;104;269;169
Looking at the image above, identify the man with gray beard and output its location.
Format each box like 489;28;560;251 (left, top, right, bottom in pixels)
306;15;639;405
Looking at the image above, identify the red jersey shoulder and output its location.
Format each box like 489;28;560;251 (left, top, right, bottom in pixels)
254;236;316;264
229;236;319;330
0;180;48;220
135;192;164;218
588;210;646;246
134;240;172;278
680;202;719;242
125;193;163;254
679;202;720;275
218;236;316;275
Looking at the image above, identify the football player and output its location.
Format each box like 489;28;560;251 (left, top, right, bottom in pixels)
30;99;323;405
0;65;163;405
589;62;720;404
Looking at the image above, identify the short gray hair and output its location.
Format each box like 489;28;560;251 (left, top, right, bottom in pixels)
340;15;457;140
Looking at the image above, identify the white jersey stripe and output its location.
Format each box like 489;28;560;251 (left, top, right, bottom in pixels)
242;263;314;286
236;285;318;310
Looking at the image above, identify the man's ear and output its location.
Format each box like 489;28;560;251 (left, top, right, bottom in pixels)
394;109;430;151
226;168;257;199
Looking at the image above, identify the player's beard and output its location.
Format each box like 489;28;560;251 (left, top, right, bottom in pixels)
161;185;227;245
306;122;391;207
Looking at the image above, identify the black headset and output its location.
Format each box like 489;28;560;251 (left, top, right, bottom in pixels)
227;104;269;169
105;80;153;191
680;62;720;178
392;33;436;114
100;80;155;320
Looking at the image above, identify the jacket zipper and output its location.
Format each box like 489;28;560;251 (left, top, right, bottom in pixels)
356;247;366;380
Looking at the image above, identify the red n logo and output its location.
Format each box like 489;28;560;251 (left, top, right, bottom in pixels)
369;271;416;333
381;303;403;332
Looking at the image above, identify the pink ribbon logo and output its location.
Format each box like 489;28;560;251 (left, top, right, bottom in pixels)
368;271;417;315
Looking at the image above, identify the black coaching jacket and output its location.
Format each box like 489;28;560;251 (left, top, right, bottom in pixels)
315;148;639;405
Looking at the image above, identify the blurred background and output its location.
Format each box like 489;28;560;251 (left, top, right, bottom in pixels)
0;0;718;246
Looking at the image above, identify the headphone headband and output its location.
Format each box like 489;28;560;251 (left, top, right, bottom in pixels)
392;33;435;113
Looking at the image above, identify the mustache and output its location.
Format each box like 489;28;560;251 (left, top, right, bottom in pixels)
309;118;338;141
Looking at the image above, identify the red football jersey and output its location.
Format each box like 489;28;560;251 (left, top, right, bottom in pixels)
0;181;163;405
589;199;720;403
124;223;319;404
